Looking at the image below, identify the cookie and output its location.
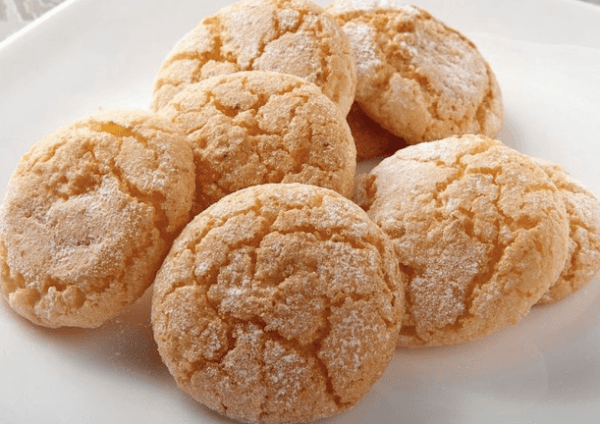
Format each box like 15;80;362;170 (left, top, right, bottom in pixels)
151;183;404;424
151;0;357;117
346;102;407;161
0;109;195;328
159;70;357;215
532;159;600;305
355;135;569;347
326;0;504;145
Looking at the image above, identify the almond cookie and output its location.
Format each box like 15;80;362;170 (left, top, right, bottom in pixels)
159;70;356;215
0;110;195;328
355;135;569;347
151;183;404;424
346;102;407;161
151;0;357;117
533;158;600;305
326;0;504;145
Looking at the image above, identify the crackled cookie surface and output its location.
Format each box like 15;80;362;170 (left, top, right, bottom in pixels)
346;102;407;161
152;0;357;116
327;0;503;145
152;183;404;424
159;71;356;215
355;135;569;347
0;109;195;328
533;159;600;304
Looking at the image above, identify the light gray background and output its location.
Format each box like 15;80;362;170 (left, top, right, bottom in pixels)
0;0;66;41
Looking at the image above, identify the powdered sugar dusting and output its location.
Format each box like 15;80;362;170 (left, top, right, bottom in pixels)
277;7;301;31
342;21;381;77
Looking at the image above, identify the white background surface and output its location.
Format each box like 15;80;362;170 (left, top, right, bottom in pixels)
1;0;600;423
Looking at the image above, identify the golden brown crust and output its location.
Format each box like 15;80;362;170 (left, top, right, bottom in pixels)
0;109;195;328
152;0;357;117
159;71;356;215
355;135;570;347
151;183;404;424
533;158;600;304
326;0;504;144
346;102;407;161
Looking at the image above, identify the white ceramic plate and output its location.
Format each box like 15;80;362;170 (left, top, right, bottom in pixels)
1;1;600;423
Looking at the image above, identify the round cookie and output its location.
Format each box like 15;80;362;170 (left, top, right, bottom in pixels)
346;102;407;161
151;0;357;117
326;0;504;145
151;183;405;424
159;70;357;215
355;135;569;347
532;158;600;305
0;109;195;328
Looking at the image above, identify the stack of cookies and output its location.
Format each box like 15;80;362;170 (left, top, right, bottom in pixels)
1;1;599;423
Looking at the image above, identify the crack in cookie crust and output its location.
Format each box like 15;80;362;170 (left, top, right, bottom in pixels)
152;0;357;117
356;135;569;347
152;183;404;424
0;110;195;328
